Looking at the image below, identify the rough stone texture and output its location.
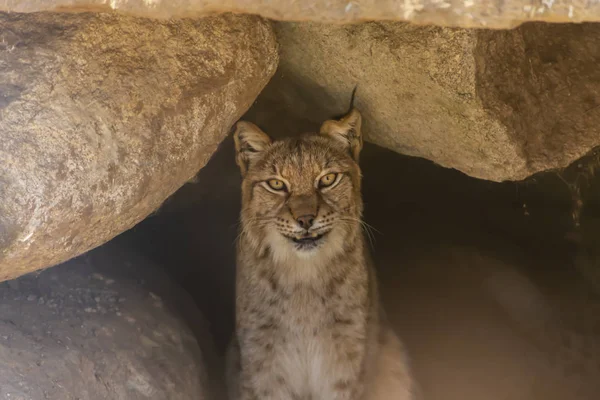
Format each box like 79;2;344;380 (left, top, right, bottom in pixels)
0;12;278;281
1;0;599;28
243;21;600;182
0;239;218;400
475;23;600;179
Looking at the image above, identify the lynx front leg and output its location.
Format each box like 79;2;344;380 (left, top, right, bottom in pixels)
238;368;295;400
237;334;296;400
329;349;367;400
318;323;368;400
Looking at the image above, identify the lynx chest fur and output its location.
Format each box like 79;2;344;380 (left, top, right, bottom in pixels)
226;108;416;400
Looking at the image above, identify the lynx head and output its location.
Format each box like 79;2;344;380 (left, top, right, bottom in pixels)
234;109;364;264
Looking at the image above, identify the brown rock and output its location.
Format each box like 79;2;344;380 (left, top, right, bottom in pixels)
244;21;600;182
0;0;598;29
0;12;278;281
0;239;221;399
475;23;600;180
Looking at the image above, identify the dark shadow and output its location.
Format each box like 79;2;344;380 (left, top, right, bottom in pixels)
118;77;600;399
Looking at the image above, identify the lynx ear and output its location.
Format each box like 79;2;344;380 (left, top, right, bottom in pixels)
234;121;272;176
320;108;363;161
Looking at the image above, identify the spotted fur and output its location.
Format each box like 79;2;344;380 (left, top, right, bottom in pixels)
226;108;417;400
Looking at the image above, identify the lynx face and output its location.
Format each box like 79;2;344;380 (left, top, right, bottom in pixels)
234;109;364;264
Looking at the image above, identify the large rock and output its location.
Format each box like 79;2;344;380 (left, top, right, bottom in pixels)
244;21;600;182
0;240;218;399
1;0;599;28
0;12;277;281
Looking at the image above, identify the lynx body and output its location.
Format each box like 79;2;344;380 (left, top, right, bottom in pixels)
226;108;416;400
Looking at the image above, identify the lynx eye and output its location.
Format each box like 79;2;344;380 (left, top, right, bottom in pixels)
319;173;338;188
267;179;286;191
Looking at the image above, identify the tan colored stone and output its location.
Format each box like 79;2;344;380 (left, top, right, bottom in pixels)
0;12;278;281
1;0;599;28
0;240;219;399
244;21;600;182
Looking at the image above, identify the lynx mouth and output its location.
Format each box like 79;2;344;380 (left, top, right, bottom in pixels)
286;231;328;250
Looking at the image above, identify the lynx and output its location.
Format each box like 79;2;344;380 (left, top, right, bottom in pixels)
226;106;416;400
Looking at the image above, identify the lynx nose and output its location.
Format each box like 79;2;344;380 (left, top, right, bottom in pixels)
296;214;315;230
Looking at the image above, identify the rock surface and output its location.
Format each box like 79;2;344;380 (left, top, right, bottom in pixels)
0;239;217;400
1;0;599;28
244;21;600;182
0;12;278;281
